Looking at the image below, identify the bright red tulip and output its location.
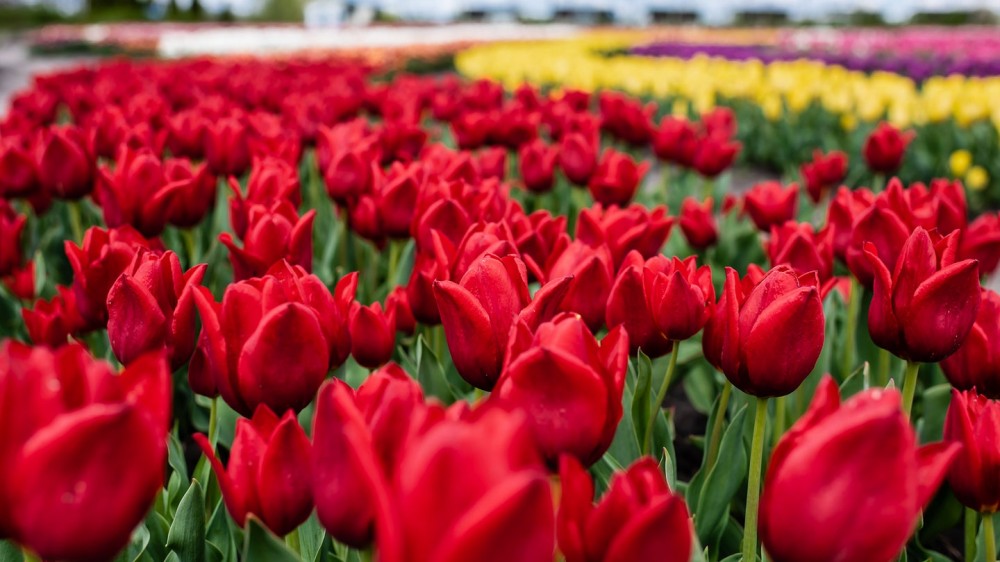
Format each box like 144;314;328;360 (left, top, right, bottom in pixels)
598;92;654;146
679;196;718;249
0;342;169;562
863;122;914;174
543;241;615;332
519;139;558;193
559;131;598;186
827;186;875;262
960;212;1000;275
220;201;315;281
767;221;834;281
0;201;26;278
22;285;84;347
0;135;37;198
703;266;824;397
558;455;693;562
760;377;959;562
155;158;217;229
35;125;94;200
350;301;397;369
493;314;628;466
801;150;847;203
944;389;1000;512
866;228;981;362
96;147;175;237
588;149;650;207
189;262;356;415
204;115;250;177
196;405;312;537
692;135;740;178
942;289;1000;397
653;116;700;167
106;250;205;370
744;181;798;232
576;203;673;269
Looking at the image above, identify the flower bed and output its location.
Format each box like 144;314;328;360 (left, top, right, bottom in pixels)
1;53;999;562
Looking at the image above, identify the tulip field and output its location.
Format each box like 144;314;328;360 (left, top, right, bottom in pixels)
1;26;1000;562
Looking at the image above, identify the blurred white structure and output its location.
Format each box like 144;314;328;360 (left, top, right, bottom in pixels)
326;0;1000;23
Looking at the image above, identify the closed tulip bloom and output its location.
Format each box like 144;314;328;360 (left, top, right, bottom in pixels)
646;255;715;341
511;210;570;281
767;221;835;281
204;116;250;177
22;284;84;347
744;181;799;232
519;139;558;193
155;158;217;229
2;261;34;301
844;203;911;287
960;213;1000;275
702;106;737;139
377;162;422;239
196;405;312;537
801;150;848;203
229;157;302;240
0;135;37;198
679;196;718;249
96;147;174;237
942;290;1000;397
386;286;416;335
559;131;598;186
106;250;205;370
325;147;375;204
375;407;555;562
220;201;315;281
704;266;824;397
863;122;914;174
606;253;672;358
493;314;628;466
760;377;959;562
598;92;654;146
477;147;507;181
0;342;169;562
0;201;26;277
558;455;693;562
166;108;207;159
544;241;615;332
576;204;673;269
944;389;1000;512
35;125;94;200
692;135;740;178
653;116;700;167
866;228;981;363
350;301;396;369
827;187;876;262
588;149;650;207
190;262;356;415
65;226;163;331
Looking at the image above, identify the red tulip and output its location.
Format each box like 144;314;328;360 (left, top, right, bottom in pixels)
325;147;376;204
375;407;555;562
22;285;84;347
692;135;740;178
760;377;959;562
940;288;999;396
863;122;914;174
645;255;715;341
519;139;558;193
166;108;207;159
827;186;875;262
960;212;1000;275
767;221;834;281
220;201;315;281
703;266;824;397
493;314;628;466
558;455;693;562
0;201;26;278
653;116;700;167
229;156;301;240
106;250;205;370
866;228;981;362
511;210;570;281
204;115;250;177
944;389;1000;512
702;106;737;139
744;181;798;232
386;286;416;335
96;146;175;237
588;149;650;207
35;125;94;200
377;162;422;239
350;301;397;369
844;203;911;287
65;226;163;331
544;240;615;332
559;131;598;187
155;158;217;229
576;203;673;269
677;196;716;248
190;262;356;415
598;92;654;146
434;254;570;390
196;405;312;537
0;135;38;198
477;147;507;181
800;150;848;203
0;342;169;562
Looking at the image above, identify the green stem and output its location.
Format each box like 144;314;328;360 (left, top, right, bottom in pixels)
285;526;301;555
701;177;715;200
872;173;886;193
742;397;770;562
360;548;374;562
387;238;402;288
68;200;84;242
645;340;680;456
966;508;977;562
986;512;996;562
181;228;198;266
21;547;41;562
901;361;920;418
208;396;219;447
705;381;732;471
843;277;861;377
878;348;891;388
772;395;786;448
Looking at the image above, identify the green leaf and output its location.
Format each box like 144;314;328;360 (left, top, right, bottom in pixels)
242;516;300;562
167;480;206;562
694;404;748;546
415;335;456;403
167;428;189;485
112;523;151;562
630;351;653;454
299;514;327;562
207;501;236;562
144;512;171;562
0;541;23;562
919;384;952;444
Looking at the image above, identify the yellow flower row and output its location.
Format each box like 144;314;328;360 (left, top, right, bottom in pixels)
455;32;1000;130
